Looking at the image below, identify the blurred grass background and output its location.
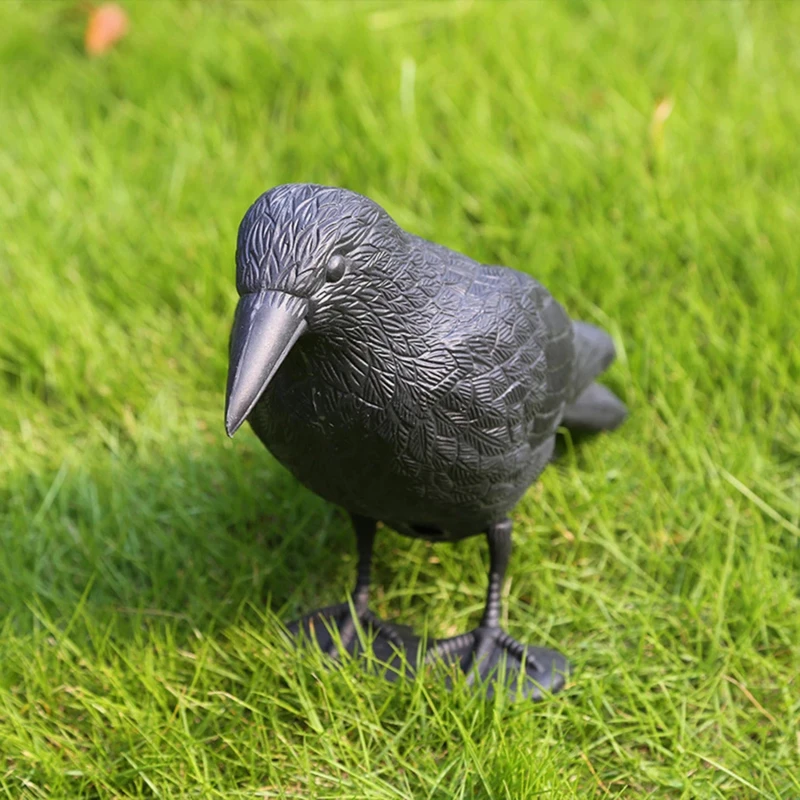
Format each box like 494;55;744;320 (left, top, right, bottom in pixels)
0;1;798;797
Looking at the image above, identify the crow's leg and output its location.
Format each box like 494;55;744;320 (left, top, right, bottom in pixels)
426;519;570;700
286;515;418;674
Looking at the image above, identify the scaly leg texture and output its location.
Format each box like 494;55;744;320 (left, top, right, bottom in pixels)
426;520;570;700
286;515;418;678
287;516;569;698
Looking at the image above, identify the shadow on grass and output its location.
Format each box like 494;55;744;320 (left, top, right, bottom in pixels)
1;397;631;653
0;441;360;645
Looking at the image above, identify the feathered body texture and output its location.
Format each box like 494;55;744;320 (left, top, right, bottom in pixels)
238;184;618;540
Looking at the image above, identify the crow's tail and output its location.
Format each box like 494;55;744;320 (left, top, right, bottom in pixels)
562;321;627;432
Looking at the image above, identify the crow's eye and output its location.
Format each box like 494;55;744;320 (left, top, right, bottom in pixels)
326;254;347;283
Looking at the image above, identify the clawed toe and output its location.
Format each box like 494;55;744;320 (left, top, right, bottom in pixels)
428;626;570;700
286;608;569;699
284;518;569;699
286;603;419;680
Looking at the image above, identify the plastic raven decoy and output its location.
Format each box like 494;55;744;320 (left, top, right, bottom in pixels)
225;184;626;699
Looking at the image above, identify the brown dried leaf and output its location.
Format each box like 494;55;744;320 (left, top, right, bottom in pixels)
85;3;129;57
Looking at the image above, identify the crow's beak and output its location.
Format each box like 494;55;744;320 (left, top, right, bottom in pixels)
225;291;309;437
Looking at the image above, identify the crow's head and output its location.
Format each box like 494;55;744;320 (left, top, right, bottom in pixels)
224;183;403;435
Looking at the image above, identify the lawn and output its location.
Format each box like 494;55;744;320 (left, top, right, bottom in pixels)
1;1;798;797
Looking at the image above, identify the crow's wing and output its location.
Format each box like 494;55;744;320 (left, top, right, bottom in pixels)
420;262;576;459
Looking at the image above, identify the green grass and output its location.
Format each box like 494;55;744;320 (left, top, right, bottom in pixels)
1;0;798;796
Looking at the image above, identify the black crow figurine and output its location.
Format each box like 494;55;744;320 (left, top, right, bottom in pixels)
225;184;626;699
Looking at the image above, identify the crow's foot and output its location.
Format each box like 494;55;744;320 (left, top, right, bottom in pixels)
286;604;419;680
427;626;570;700
286;608;568;698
